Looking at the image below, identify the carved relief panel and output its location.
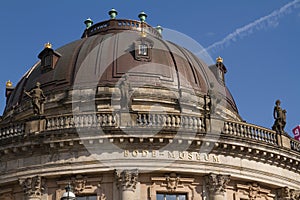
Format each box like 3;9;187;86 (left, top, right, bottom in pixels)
56;175;106;200
234;183;275;200
149;173;199;200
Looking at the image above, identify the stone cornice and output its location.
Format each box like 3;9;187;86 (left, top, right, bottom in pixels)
0;131;300;173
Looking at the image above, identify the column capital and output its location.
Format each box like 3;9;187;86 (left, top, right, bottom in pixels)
19;176;45;200
115;169;138;192
277;186;300;200
205;173;230;195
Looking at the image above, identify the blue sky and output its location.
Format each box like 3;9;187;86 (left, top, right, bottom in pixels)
0;0;299;136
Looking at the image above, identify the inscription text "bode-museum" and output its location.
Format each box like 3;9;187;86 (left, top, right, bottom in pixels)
124;150;220;163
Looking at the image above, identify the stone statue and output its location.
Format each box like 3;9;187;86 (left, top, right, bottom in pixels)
119;75;132;110
24;82;46;115
207;82;221;115
272;100;286;134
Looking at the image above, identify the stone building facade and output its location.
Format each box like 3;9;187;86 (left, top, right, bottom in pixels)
0;10;300;200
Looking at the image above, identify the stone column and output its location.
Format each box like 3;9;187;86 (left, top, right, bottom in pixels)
205;173;230;200
19;176;44;200
115;169;138;200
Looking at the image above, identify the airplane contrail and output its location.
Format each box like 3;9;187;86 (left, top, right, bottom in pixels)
204;0;300;54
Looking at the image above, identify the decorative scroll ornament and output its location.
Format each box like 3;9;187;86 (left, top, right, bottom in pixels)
19;176;45;199
115;169;138;192
205;173;230;195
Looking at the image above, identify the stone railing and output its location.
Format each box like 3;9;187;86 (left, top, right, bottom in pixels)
223;120;278;145
291;138;300;152
1;112;300;155
46;113;118;131
82;19;162;38
0;123;25;140
136;113;206;132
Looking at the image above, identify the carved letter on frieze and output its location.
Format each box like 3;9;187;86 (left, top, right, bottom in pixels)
115;169;138;192
19;176;45;200
205;173;230;195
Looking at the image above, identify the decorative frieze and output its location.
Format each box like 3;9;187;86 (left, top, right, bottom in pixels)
19;176;45;200
115;169;138;192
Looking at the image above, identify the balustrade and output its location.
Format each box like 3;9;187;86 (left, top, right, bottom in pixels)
136;113;205;131
2;113;300;155
84;19;161;38
0;123;25;139
223;121;277;145
46;113;117;130
291;139;300;152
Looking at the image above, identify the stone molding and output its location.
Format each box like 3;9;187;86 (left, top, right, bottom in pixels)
19;176;45;200
115;169;138;192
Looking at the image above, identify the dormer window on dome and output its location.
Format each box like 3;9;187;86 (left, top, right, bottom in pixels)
138;44;148;56
38;42;61;73
134;37;153;62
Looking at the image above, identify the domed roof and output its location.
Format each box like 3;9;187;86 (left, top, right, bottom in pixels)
3;17;240;121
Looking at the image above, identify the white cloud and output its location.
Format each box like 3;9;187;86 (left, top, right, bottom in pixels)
204;0;300;54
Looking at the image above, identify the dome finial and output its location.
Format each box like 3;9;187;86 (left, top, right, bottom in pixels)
216;56;223;63
156;25;163;35
138;11;147;22
84;18;93;29
44;42;52;49
6;80;13;88
109;8;118;19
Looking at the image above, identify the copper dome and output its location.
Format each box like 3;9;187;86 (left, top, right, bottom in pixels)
3;18;240;121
